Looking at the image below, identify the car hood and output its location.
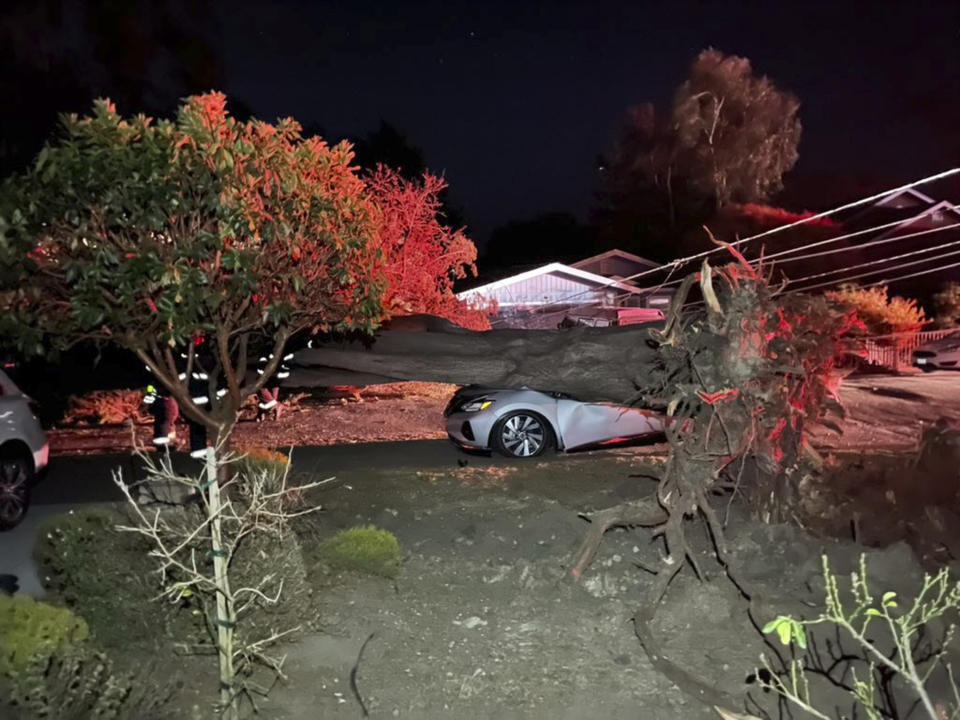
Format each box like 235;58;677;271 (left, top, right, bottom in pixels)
918;333;960;352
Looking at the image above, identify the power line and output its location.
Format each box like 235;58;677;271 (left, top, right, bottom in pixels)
600;220;960;310
769;222;960;265
679;238;960;312
757;218;946;263
862;259;960;289
481;168;960;321
665;167;960;265
784;244;960;295
782;237;960;288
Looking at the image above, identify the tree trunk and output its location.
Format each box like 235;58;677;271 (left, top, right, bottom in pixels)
205;445;238;719
284;315;664;405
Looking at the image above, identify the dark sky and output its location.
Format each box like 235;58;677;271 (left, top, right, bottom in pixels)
3;0;959;245
217;0;959;243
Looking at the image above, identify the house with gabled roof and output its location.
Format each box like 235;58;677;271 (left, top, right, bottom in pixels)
457;250;672;329
824;188;960;297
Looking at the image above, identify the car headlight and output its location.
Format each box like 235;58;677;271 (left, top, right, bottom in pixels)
461;398;495;412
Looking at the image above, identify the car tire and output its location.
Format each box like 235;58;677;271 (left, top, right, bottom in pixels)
491;411;555;458
0;450;32;532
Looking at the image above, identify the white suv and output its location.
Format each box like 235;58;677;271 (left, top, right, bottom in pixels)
0;368;49;530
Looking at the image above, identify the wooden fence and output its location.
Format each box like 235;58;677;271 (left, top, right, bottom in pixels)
860;329;955;370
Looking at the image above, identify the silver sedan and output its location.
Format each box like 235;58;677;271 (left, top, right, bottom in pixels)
444;386;664;458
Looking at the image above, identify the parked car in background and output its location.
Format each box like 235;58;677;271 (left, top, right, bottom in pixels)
444;386;664;458
0;368;49;530
912;331;960;372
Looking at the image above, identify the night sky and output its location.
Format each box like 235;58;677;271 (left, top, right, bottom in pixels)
3;0;959;247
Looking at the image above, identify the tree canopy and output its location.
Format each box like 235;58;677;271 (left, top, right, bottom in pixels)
369;165;489;330
596;48;801;258
0;93;385;442
674;49;801;208
827;284;926;338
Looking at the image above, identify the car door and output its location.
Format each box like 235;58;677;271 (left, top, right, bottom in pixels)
556;399;663;449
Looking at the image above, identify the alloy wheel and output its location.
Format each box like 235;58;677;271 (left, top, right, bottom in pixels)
0;459;28;528
500;414;546;457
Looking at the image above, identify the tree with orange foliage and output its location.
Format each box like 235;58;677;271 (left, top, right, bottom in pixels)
368;165;491;330
827;284;926;338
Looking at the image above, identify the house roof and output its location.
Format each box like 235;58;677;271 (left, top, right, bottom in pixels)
874;187;936;207
870;200;960;241
570;248;660;271
456;262;649;300
841;188;940;232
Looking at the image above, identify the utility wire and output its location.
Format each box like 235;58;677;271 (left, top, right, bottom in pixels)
680;239;960;312
782;237;960;287
861;259;960;289
783;244;960;295
768;221;960;265
649;166;960;272
481;168;960;322
632;221;960;294
600;220;960;308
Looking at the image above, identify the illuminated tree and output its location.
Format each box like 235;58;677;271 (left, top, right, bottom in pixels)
827;284;926;338
674;49;801;208
0;93;383;445
369;165;491;330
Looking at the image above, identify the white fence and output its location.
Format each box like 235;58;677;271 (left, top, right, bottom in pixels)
860;329;955;370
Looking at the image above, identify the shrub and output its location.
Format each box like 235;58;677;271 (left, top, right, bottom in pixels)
233;447;306;511
759;555;959;719
33;509;202;653
0;596;88;673
237;447;290;478
1;646;176;720
827;284;926;341
113;450;327;715
318;525;402;579
229;527;315;640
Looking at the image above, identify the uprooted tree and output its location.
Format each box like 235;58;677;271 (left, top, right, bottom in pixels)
288;246;862;712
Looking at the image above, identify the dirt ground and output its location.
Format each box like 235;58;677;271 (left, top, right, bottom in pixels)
809;371;960;451
47;382;454;455
49;372;960;457
148;451;957;720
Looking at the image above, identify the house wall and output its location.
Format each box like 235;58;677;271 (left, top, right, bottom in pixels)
473;271;614;307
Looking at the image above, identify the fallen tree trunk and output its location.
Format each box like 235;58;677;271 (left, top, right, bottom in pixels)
284;315;664;405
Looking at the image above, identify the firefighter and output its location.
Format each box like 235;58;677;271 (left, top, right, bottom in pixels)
256;352;293;422
186;367;210;459
142;367;183;447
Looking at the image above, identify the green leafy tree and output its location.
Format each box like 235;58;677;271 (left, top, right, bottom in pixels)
0;93;384;717
0;93;383;447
